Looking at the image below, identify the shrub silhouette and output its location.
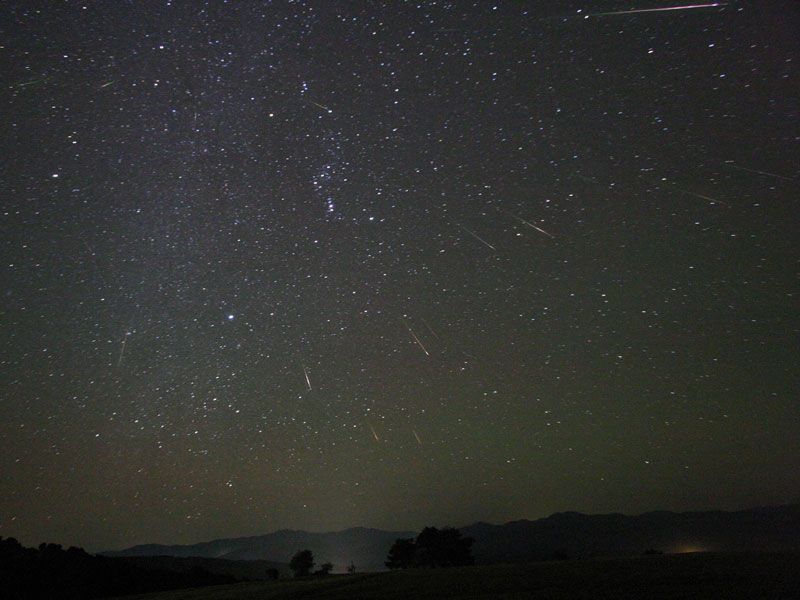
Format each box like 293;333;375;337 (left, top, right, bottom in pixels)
289;549;314;577
315;561;333;576
386;527;474;569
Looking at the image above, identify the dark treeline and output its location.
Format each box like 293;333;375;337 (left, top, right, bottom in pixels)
386;527;474;569
0;537;235;599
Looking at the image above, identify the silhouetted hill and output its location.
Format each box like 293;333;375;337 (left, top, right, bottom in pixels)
463;505;800;563
104;505;800;570
104;527;415;572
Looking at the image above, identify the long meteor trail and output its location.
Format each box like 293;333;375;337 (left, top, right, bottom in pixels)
405;324;430;357
302;364;312;391
723;162;794;181
589;3;726;17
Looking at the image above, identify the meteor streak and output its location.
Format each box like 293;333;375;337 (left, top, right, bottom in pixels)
310;101;332;113
506;212;555;238
588;3;726;17
369;423;380;442
406;324;430;356
17;78;46;88
421;317;441;341
117;334;128;368
413;429;422;445
458;224;496;251
723;162;794;181
677;189;728;206
302;364;312;391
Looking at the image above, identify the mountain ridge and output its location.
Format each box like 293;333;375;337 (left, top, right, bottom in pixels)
102;504;800;571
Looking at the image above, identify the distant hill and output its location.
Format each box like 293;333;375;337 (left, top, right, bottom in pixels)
464;505;800;563
103;527;415;572
103;505;800;571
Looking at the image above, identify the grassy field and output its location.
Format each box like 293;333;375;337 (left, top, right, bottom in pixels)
112;552;800;600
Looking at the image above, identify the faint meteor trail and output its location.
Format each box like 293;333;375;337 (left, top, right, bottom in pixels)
574;173;600;185
17;78;46;88
99;80;115;88
571;170;730;207
405;323;430;356
458;224;496;251
421;317;441;341
588;3;727;17
413;429;423;445
117;334;128;368
302;364;312;391
310;101;332;113
368;423;380;442
677;188;729;206
723;162;794;181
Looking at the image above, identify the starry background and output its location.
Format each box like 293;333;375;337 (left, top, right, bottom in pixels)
1;1;798;552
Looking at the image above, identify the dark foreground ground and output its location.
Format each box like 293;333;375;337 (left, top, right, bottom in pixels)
113;552;800;600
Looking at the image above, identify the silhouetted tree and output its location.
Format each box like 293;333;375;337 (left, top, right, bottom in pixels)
0;536;24;559
347;561;356;574
386;527;474;569
385;538;417;569
289;549;314;577
315;561;333;576
415;527;474;567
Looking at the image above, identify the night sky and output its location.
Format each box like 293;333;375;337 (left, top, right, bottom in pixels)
1;1;798;553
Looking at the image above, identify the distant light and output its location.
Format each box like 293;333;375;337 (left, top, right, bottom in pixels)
674;544;707;554
227;314;235;321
